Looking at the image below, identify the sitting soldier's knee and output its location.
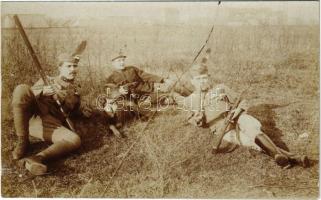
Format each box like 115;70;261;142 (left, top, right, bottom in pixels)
12;84;33;106
13;84;31;96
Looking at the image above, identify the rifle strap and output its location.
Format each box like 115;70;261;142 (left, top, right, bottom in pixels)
235;123;242;146
232;109;245;146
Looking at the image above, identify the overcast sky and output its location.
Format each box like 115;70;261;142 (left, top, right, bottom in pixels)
2;1;319;24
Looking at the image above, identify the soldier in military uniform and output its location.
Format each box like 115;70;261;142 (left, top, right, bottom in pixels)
175;63;309;169
105;53;170;101
12;53;92;175
104;52;179;121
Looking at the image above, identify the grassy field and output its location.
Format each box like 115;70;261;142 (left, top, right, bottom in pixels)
1;24;319;198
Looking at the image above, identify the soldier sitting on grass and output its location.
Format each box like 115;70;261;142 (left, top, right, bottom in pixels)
12;52;92;175
104;52;179;120
174;62;309;169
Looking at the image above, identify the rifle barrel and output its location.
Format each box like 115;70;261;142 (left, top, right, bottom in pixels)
213;97;242;151
13;15;48;85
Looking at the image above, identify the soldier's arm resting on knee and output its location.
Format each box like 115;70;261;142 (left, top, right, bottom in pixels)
135;67;164;83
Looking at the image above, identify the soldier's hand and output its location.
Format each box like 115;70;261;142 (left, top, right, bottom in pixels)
104;101;117;118
81;105;93;118
42;85;56;96
55;90;68;100
157;78;176;92
119;86;129;95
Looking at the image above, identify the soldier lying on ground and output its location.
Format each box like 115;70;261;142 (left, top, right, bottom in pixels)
173;63;309;169
12;53;93;175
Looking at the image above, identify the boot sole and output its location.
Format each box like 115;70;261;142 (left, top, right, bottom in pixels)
25;159;47;176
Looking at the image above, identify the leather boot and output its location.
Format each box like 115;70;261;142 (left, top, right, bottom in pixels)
290;155;310;168
24;140;80;175
24;155;47;176
278;148;310;168
12;136;29;160
37;140;80;161
12;107;31;160
255;133;290;167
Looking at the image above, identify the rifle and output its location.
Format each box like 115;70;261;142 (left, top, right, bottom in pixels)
211;94;243;154
117;81;140;102
122;81;139;94
13;14;76;132
168;32;214;94
105;82;139;102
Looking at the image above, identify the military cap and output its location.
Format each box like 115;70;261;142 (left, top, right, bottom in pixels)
111;52;126;61
190;63;208;77
57;53;80;66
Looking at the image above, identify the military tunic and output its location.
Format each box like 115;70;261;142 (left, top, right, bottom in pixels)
12;76;85;142
105;66;164;96
180;84;263;150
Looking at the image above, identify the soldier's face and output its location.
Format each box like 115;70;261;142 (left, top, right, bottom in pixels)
191;74;209;91
59;61;78;80
112;58;125;70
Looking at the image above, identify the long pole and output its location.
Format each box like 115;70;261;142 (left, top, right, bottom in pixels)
168;2;220;93
14;14;75;132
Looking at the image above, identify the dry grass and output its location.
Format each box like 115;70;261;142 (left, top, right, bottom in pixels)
1;24;319;198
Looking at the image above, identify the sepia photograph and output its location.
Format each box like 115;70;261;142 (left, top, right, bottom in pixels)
1;1;319;198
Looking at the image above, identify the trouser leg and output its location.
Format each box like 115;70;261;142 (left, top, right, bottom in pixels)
25;115;81;175
255;133;282;156
254;132;309;168
12;107;32;159
12;84;36;159
124;100;149;120
254;133;290;167
37;126;81;160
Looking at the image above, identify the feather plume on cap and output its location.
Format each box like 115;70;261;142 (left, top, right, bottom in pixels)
58;41;87;66
201;48;211;64
72;41;87;63
190;48;211;77
190;63;208;77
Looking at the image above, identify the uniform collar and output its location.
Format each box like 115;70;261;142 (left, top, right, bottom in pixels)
115;65;130;70
114;67;127;72
54;76;74;88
